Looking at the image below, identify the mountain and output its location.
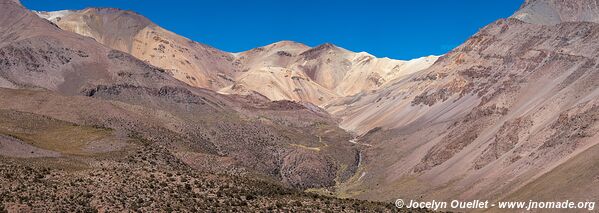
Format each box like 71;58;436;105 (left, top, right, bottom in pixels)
219;41;338;105
35;9;438;106
35;8;237;89
0;1;407;211
224;41;438;105
4;0;598;211
2;0;358;188
328;0;599;206
513;0;599;25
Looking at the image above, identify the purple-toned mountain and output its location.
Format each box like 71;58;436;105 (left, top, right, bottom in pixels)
325;0;599;207
513;0;599;25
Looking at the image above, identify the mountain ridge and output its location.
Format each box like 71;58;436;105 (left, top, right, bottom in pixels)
226;39;438;105
512;0;599;25
35;8;439;106
327;1;599;204
4;0;598;211
0;0;363;193
35;7;238;89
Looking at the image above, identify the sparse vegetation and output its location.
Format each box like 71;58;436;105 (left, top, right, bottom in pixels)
0;155;403;212
0;110;112;155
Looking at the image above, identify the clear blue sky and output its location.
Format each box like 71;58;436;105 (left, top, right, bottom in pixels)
22;0;523;60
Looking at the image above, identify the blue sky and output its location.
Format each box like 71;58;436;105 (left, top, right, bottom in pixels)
23;0;523;60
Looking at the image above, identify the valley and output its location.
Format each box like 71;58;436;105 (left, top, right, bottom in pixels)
1;0;598;212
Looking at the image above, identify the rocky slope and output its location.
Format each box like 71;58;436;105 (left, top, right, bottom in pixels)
35;8;237;89
35;9;438;106
513;0;599;25
327;0;599;207
5;0;599;211
0;1;383;210
224;41;438;105
0;160;408;212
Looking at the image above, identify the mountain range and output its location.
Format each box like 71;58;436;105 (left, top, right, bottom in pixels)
35;8;438;105
1;0;598;211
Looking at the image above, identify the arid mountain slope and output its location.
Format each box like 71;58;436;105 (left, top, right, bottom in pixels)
513;0;599;25
36;9;438;106
0;0;362;193
329;0;599;205
0;89;400;212
224;41;438;105
35;8;237;89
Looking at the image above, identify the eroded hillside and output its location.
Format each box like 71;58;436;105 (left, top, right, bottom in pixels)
328;1;599;205
0;1;401;211
35;10;438;106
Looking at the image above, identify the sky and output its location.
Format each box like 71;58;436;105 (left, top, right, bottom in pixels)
22;0;523;60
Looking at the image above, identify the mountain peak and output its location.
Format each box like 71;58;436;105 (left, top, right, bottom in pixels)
266;40;310;49
34;10;75;22
271;40;305;46
299;42;349;59
512;0;599;25
36;7;154;29
315;42;338;50
82;7;153;26
83;7;124;14
36;7;155;45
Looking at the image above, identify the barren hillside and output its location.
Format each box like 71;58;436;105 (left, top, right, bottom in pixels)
3;0;598;211
0;1;403;211
327;0;599;206
35;8;237;89
35;9;438;106
225;41;438;105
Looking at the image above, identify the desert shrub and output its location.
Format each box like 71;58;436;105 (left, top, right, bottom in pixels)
0;202;6;213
